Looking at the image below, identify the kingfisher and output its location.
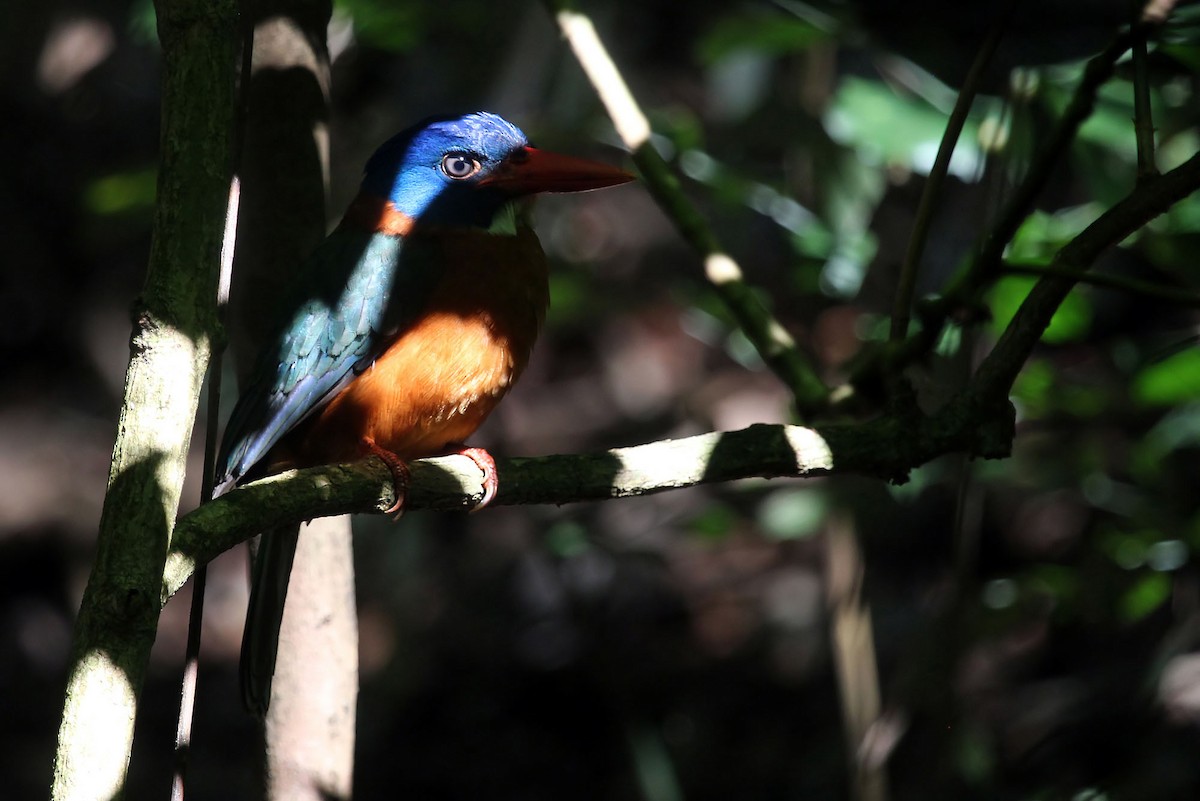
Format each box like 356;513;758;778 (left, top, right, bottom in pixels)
214;111;633;713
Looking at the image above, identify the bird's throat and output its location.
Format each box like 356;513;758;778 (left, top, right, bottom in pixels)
485;200;521;236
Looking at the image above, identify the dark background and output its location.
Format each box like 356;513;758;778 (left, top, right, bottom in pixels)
5;1;1200;799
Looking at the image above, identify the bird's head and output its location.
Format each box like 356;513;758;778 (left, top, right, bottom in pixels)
358;111;633;230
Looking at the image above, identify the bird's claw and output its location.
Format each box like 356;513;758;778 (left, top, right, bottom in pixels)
362;437;409;516
452;446;498;512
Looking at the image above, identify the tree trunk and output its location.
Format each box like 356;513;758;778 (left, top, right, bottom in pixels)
232;3;358;798
50;1;237;798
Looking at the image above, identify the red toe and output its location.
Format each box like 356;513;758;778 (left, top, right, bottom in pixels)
361;437;409;515
452;446;498;510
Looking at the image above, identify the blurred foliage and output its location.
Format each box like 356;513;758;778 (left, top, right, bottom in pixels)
757;488;827;540
1134;348;1200;405
333;0;425;52
825;76;985;176
988;275;1095;344
6;0;1200;800
84;167;157;216
696;11;829;64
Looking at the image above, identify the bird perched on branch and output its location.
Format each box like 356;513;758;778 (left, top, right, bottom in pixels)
214;111;633;714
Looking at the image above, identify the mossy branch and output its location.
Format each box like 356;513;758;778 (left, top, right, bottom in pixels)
164;408;1016;604
50;1;238;799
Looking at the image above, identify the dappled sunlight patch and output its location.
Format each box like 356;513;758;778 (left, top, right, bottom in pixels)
784;426;834;472
56;650;136;801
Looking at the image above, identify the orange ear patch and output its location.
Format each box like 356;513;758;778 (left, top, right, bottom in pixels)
341;195;417;236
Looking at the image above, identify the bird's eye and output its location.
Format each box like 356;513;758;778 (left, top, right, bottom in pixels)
441;153;481;180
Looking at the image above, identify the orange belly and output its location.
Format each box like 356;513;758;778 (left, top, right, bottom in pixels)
283;224;548;466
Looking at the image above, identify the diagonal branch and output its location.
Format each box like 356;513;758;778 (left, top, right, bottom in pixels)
890;15;1009;342
548;2;831;414
853;24;1160;389
971;149;1200;402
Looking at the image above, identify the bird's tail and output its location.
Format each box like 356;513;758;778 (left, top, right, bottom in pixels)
239;523;301;716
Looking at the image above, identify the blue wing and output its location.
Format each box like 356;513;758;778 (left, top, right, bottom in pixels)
214;228;441;494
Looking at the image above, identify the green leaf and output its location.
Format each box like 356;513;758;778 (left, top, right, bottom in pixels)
1162;6;1200;70
934;323;963;358
1012;359;1054;417
953;723;995;785
1027;563;1080;608
824;77;982;178
1075;83;1140;161
84;168;158;216
544;521;590;558
987;276;1092;344
1120;572;1170;622
1101;527;1147;570
334;0;423;52
1132;347;1200;406
1160;43;1200;72
1131;402;1200;480
815;149;884;298
757;489;826;540
1008;205;1101;263
697;14;826;64
128;0;158;46
690;504;738;542
546;272;592;326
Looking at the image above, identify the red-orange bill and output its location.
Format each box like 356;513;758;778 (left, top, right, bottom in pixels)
480;147;635;194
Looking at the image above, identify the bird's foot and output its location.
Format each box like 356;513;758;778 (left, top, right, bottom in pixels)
448;446;498;511
362;437;410;516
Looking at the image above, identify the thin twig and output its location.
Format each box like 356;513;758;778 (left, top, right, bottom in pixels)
170;8;252;796
1003;260;1200;306
548;2;831;414
889;16;1009;342
826;514;888;801
972;149;1200;401
956;26;1145;295
853;26;1147;389
1131;1;1159;181
170;180;238;801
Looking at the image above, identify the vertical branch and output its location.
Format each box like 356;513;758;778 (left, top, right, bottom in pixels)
858;27;1142;386
826;515;888;801
50;0;238;799
889;19;1007;342
171;179;242;801
959;29;1138;294
547;2;831;415
172;4;253;793
229;2;356;799
1131;2;1159;181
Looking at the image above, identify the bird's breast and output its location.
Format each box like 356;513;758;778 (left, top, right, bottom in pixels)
290;225;549;463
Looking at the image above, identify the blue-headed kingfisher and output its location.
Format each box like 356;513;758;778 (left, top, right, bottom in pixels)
214;112;633;713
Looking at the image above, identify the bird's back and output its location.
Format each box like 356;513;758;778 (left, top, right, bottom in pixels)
279;222;549;467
